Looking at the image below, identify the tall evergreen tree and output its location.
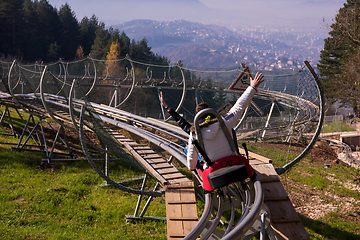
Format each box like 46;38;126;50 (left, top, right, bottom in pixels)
58;3;79;60
79;14;98;57
105;28;121;55
22;0;37;60
318;0;360;116
34;0;60;61
90;22;109;59
130;38;152;62
0;0;25;58
119;31;130;57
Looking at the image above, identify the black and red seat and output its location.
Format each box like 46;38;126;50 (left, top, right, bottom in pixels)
192;108;255;192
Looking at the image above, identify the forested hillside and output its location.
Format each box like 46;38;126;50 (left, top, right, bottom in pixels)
0;0;231;119
0;0;168;65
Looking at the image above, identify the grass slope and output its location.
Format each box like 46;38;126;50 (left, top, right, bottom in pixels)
248;141;360;240
1;106;359;239
0;147;167;240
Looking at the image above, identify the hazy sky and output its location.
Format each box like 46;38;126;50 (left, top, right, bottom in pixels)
47;0;345;33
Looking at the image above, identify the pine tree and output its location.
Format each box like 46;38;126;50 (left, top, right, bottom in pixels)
48;42;60;60
90;22;109;59
130;38;152;62
119;31;130;57
0;0;25;58
22;0;38;61
79;15;98;56
34;0;60;61
318;0;360;116
58;3;80;60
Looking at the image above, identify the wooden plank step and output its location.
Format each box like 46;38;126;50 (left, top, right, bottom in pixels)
169;217;198;221
251;163;310;240
146;158;167;164
133;146;152;150
117;139;133;142
249;159;267;165
157;168;179;175
122;143;168;186
126;142;146;147
152;163;174;169
167;200;196;204
165;182;194;189
137;149;156;155
239;148;272;163
112;133;126;137
165;181;198;240
253;164;280;183
168;178;191;184
144;154;165;159
163;173;187;180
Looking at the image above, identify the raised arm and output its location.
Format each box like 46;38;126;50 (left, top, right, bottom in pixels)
160;91;192;134
250;72;265;90
223;72;265;127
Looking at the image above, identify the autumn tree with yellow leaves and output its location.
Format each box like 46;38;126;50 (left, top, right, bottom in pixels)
103;41;123;77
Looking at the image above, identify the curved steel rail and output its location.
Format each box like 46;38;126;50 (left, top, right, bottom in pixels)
0;59;323;239
222;177;263;240
7;60;46;117
275;60;324;175
78;105;163;197
39;66;67;128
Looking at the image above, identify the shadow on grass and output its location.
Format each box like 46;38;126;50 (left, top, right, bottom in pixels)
299;214;360;240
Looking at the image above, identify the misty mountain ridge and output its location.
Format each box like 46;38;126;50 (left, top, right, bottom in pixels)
114;19;324;69
59;0;341;31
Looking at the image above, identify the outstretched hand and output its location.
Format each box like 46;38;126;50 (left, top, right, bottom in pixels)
250;72;265;89
160;91;168;108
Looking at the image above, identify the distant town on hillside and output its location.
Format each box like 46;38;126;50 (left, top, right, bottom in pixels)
116;19;325;70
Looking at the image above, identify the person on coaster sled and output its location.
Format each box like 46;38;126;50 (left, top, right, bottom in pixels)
186;72;265;171
160;91;239;171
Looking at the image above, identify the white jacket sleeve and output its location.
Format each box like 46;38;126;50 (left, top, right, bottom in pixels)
186;132;199;171
223;86;257;128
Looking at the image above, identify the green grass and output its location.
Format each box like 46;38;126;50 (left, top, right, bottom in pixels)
322;121;356;133
246;144;299;168
1;106;359;239
246;141;360;239
0;145;167;240
0;106;168;239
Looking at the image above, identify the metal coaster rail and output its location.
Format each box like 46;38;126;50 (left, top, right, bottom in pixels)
0;58;323;239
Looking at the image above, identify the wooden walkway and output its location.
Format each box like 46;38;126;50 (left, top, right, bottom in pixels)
241;149;310;240
0;92;310;239
111;129;309;240
110;130;198;239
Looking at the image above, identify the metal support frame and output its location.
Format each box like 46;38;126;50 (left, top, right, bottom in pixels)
276;60;325;175
14;113;42;149
100;174;165;222
262;101;275;138
125;175;166;222
1;58;325;238
0;105;18;137
9;111;76;164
